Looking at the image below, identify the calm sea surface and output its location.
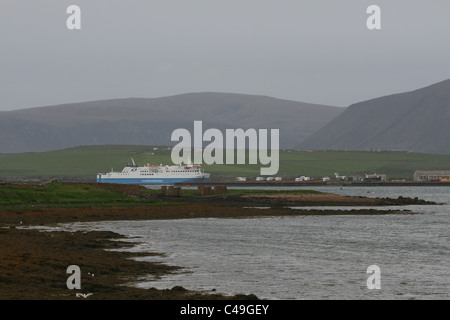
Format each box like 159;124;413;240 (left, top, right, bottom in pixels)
55;186;449;299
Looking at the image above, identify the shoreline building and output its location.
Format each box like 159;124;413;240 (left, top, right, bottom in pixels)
365;173;387;182
413;170;450;182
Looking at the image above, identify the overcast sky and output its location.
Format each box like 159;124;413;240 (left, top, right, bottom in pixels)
0;0;449;110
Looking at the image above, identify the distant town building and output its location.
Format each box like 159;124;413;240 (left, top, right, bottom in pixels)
365;174;387;182
413;170;450;182
347;174;365;182
334;173;346;181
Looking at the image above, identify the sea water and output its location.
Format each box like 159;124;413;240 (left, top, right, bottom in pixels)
56;186;450;300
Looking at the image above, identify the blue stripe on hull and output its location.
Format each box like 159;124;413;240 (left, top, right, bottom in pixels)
97;177;209;185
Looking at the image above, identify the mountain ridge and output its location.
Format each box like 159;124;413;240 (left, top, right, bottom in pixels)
298;79;450;154
0;92;344;153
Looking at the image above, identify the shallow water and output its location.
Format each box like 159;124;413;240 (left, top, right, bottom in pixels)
56;186;449;299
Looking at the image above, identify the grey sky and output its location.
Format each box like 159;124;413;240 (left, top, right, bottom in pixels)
1;0;449;110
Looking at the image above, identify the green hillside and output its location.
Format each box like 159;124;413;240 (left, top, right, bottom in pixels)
1;145;450;181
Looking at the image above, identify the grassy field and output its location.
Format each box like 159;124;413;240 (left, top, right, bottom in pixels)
0;182;158;210
0;181;321;211
1;145;450;181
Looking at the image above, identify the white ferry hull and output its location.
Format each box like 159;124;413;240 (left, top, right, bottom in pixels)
96;176;209;185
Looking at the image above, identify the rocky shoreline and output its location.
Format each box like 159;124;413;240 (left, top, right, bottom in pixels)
0;187;435;300
174;192;435;207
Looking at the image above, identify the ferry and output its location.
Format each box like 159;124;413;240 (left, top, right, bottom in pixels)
97;159;210;185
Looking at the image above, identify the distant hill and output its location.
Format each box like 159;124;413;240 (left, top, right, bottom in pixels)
298;80;450;155
0;93;344;153
2;145;450;181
